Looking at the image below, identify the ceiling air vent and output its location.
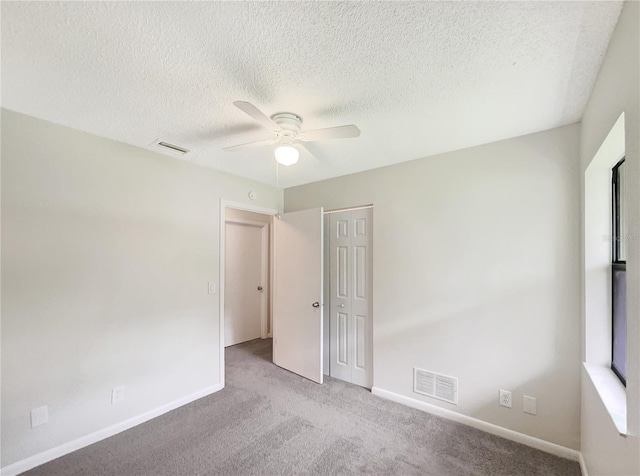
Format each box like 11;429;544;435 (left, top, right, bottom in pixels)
414;367;458;405
149;139;191;157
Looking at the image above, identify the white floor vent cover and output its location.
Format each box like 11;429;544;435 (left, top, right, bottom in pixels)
413;367;458;405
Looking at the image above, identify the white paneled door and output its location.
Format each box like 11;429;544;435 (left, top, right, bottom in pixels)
329;208;373;388
273;208;324;384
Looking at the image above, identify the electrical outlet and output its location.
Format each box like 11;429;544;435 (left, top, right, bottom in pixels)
523;395;537;415
31;405;49;428
111;386;125;404
499;389;512;408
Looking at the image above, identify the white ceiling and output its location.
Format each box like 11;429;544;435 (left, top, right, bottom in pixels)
1;1;622;188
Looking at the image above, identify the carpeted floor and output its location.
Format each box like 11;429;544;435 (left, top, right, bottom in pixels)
27;338;580;475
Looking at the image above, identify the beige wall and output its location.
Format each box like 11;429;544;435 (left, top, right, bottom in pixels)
1;109;281;466
580;1;640;474
285;124;581;449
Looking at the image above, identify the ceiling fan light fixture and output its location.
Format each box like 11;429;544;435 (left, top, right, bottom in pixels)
274;145;299;166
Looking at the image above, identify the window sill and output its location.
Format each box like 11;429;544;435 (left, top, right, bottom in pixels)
584;362;627;436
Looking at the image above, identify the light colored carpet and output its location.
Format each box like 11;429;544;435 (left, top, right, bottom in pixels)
27;338;580;475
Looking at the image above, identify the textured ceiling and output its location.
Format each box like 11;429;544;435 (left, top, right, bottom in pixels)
1;1;622;188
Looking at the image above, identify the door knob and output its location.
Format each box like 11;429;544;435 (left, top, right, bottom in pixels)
257;286;263;291
312;302;320;308
339;303;345;308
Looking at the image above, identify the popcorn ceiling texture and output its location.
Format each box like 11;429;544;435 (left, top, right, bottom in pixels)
1;1;622;188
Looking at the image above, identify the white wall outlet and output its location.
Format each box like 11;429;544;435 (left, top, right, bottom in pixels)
111;386;125;404
31;405;49;428
499;389;512;408
208;281;217;294
523;395;537;415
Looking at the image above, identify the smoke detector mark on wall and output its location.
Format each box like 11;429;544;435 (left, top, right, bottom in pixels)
414;367;458;405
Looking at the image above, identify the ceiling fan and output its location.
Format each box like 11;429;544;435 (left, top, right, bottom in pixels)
223;101;361;166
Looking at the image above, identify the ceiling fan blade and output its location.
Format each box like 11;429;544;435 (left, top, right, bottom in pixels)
223;138;278;152
299;124;361;142
233;101;280;131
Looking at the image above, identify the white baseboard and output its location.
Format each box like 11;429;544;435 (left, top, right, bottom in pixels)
1;383;224;476
371;387;582;463
579;452;589;476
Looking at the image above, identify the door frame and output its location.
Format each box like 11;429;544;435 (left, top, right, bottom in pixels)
219;200;277;388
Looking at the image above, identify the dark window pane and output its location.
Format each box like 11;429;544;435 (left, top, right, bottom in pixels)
612;264;626;383
618;161;626;261
611;158;626;385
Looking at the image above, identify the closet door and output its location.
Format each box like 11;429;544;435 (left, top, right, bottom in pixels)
329;208;373;388
350;208;373;388
329;212;352;383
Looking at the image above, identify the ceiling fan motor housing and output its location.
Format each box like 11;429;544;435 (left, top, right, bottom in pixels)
271;112;302;139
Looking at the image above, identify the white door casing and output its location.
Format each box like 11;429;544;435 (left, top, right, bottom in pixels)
273;208;324;384
329;208;373;388
224;219;268;346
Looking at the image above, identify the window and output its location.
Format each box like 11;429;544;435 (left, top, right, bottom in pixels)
612;158;626;385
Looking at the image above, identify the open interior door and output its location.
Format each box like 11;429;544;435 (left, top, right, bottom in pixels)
273;207;323;383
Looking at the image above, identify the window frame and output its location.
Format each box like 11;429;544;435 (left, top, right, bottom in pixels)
611;157;626;385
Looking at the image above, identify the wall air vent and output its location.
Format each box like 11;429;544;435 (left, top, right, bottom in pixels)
149;139;191;157
414;367;458;405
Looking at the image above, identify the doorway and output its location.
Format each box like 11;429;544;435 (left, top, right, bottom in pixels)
224;212;270;346
219;202;371;389
220;202;277;386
